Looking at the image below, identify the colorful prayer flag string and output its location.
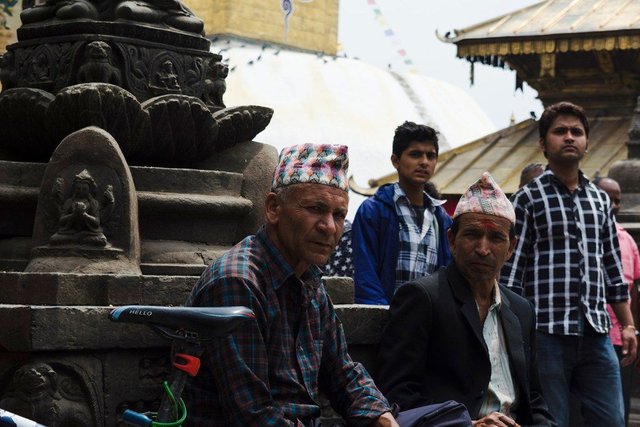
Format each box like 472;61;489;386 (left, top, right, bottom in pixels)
365;0;418;73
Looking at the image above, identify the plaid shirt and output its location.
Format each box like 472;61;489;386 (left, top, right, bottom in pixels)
185;226;390;426
500;169;627;336
393;183;440;291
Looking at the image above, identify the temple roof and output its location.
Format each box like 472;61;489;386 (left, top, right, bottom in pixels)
443;0;640;57
353;115;630;196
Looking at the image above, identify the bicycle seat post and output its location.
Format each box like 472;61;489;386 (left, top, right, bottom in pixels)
156;342;203;423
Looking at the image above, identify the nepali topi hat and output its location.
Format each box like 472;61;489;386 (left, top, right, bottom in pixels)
453;171;515;224
272;144;349;191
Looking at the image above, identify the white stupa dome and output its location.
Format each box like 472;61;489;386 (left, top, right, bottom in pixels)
216;37;496;218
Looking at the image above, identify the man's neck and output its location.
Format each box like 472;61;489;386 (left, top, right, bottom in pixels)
398;180;425;206
549;161;580;191
467;276;496;325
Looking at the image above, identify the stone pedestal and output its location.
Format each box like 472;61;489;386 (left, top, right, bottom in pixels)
0;278;388;427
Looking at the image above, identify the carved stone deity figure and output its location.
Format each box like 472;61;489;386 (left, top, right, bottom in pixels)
49;169;112;246
77;41;122;85
204;60;228;109
0;363;60;426
155;59;180;90
0;363;95;427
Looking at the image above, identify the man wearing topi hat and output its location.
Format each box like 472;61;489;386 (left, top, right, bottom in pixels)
184;144;470;426
377;172;555;427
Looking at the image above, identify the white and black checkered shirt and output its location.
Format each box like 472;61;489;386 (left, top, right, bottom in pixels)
500;169;627;336
393;183;440;292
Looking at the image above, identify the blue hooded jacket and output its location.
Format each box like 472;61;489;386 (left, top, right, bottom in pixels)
352;184;453;305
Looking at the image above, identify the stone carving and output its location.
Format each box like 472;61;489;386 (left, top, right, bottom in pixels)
142;94;218;162
47;83;151;158
77;41;122;85
0;87;54;160
20;0;100;25
139;357;170;386
15;42;81;92
49;169;113;247
27;126;141;275
9;36;209;100
20;0;204;35
0;82;273;164
0;362;94;427
30;50;52;83
0;51;17;89
204;60;228;109
114;0;204;35
152;59;180;92
213;105;275;152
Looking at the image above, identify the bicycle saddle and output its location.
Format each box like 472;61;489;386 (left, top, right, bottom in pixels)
109;305;255;339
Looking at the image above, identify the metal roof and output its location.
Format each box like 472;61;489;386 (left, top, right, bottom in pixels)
352;116;630;196
446;0;640;43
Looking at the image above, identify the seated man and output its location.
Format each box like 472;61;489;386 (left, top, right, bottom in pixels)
185;144;475;426
352;121;452;305
377;172;555;426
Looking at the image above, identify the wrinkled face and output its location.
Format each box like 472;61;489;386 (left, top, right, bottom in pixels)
392;140;438;188
448;213;516;284
539;114;588;165
266;183;348;274
598;179;621;216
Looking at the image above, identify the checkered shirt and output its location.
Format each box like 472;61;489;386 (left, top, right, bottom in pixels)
500;169;627;335
185;226;390;426
393;183;439;292
323;220;354;278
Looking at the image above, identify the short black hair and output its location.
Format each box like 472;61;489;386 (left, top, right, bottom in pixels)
392;121;439;157
538;102;589;139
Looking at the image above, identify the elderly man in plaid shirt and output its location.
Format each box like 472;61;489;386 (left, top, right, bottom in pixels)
185;144;472;427
500;102;637;427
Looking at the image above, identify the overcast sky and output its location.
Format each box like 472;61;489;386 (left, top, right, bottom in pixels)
337;0;543;128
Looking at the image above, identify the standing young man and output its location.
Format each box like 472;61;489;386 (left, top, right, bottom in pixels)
500;102;637;426
352;121;452;305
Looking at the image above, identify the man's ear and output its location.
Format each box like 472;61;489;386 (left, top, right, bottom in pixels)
507;234;518;259
391;153;399;170
447;227;455;252
538;137;546;153
264;193;280;225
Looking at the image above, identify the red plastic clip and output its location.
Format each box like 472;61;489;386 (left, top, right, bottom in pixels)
173;353;201;377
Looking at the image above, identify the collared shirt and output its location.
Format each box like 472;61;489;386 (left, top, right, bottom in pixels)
478;285;517;418
185;226;390;426
500;169;627;336
393;183;444;291
608;223;640;345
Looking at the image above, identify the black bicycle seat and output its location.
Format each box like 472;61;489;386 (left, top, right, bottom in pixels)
109;305;254;338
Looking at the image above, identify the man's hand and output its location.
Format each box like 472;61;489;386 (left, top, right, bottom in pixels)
370;411;399;427
472;412;520;427
620;326;638;367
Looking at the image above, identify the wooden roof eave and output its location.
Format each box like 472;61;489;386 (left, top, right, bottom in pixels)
455;31;640;58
